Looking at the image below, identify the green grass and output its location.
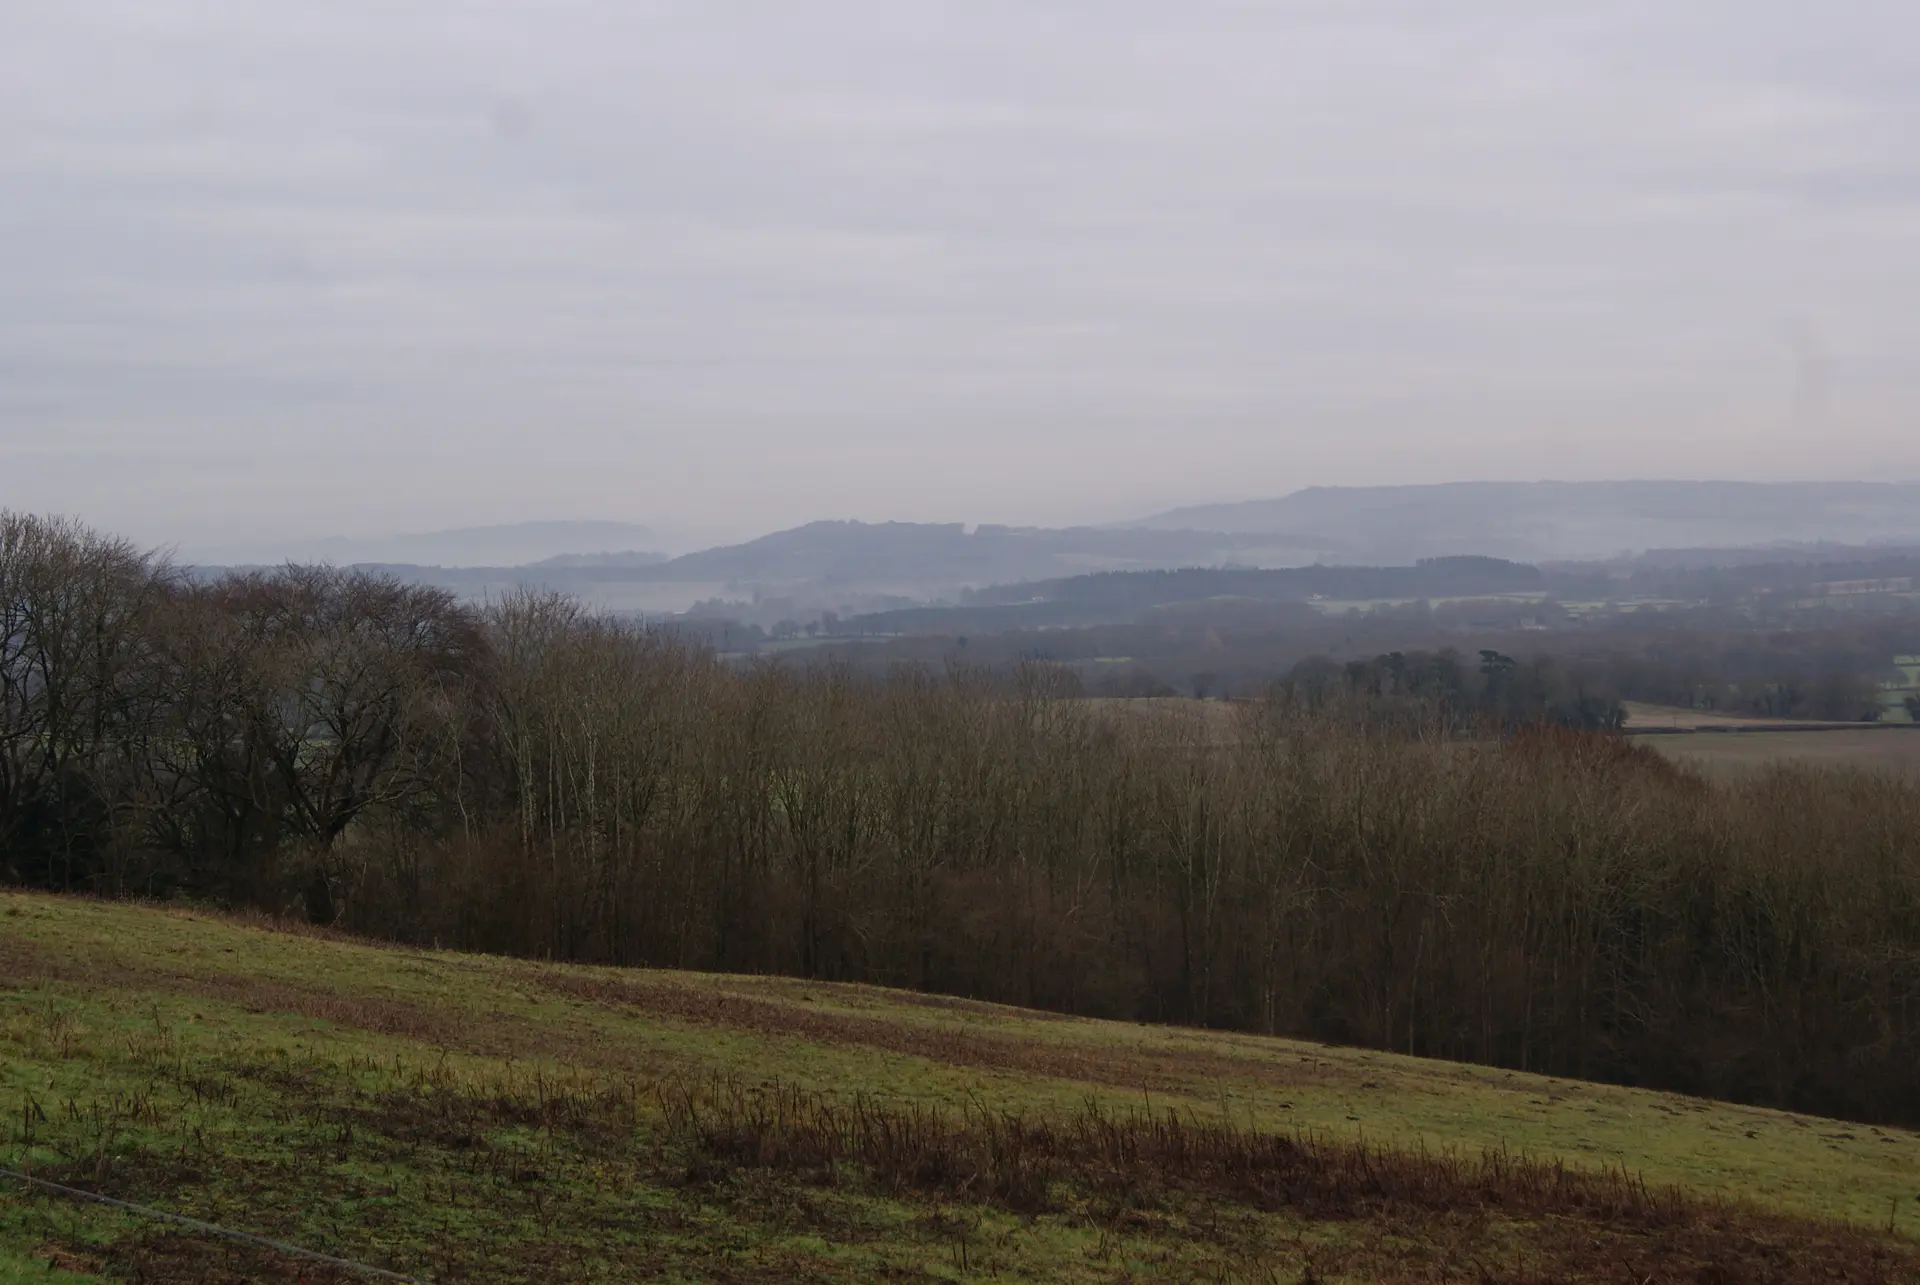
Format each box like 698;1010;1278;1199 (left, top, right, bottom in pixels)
5;890;1920;1282
0;1245;106;1284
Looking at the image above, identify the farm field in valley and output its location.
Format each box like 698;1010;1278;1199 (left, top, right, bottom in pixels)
1618;702;1847;731
4;892;1920;1283
1632;727;1920;777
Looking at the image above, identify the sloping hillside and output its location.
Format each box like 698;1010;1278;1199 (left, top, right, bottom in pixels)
4;891;1918;1282
637;521;1331;588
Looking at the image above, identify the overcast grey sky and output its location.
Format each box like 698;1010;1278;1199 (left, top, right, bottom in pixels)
4;1;1919;553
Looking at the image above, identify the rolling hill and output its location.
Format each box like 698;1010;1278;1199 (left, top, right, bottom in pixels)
630;520;1333;588
4;891;1919;1282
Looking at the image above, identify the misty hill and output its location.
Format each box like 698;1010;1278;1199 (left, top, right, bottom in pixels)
531;549;669;569
198;521;663;568
187;523;1337;619
1132;481;1920;562
968;556;1543;608
849;557;1543;635
637;521;1335;587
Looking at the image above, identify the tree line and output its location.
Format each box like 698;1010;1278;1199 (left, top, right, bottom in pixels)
785;590;1901;714
6;512;1920;1126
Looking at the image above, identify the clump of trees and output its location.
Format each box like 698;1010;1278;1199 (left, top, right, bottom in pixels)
7;512;1920;1127
1276;648;1628;730
2;514;479;910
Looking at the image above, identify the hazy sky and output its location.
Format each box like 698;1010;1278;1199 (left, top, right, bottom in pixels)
4;1;1919;553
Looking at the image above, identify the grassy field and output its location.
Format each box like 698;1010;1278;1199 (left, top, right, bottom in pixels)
5;891;1920;1282
1618;702;1838;731
1633;726;1920;778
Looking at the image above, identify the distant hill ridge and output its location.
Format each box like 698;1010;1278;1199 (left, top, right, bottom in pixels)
632;520;1333;586
1130;480;1920;562
184;481;1920;610
964;556;1542;609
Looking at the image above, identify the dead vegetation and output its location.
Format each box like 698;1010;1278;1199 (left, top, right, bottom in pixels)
25;1048;1917;1284
657;1077;1920;1284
